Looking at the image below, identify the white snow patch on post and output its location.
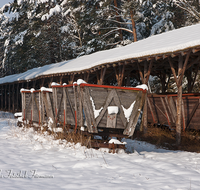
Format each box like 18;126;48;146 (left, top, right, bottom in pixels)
77;79;87;85
40;87;53;92
122;101;136;122
51;82;60;86
107;106;119;114
30;88;35;93
90;96;103;118
136;84;148;90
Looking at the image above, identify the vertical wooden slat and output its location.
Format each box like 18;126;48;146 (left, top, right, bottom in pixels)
12;84;15;112
160;97;171;126
73;86;78;132
165;96;175;124
31;92;34;122
77;86;83;127
5;85;7;111
16;83;19;111
181;99;186;132
142;61;148;132
147;97;157;124
52;87;58;123
8;84;11;112
21;92;25;121
1;85;3;110
63;87;67;125
176;55;183;145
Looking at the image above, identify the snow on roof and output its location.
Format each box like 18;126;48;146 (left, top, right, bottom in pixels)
1;23;200;85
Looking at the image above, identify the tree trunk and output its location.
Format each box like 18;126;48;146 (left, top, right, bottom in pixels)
130;10;137;42
114;0;123;41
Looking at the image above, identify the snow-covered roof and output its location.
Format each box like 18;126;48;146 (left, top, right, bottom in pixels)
1;23;200;84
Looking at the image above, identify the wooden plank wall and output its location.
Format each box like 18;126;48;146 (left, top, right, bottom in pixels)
147;94;200;130
21;84;146;136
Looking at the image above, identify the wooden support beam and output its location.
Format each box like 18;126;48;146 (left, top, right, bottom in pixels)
40;78;45;88
100;67;107;85
145;60;153;84
147;97;157;124
84;72;90;83
186;55;200;70
12;84;15;112
16;83;19;111
8;84;11;112
137;62;144;83
192;48;200;53
4;85;8;111
176;55;183;145
177;50;191;87
160;73;166;93
114;64;125;86
1;85;3;110
168;57;178;85
59;76;63;85
69;74;75;84
186;70;192;93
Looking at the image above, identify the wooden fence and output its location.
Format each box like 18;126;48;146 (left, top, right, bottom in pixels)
21;84;147;136
147;93;200;130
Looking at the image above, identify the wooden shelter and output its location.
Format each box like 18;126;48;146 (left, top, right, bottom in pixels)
1;23;200;144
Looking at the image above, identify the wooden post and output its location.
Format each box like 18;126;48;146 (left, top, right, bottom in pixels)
8;84;11;112
12;84;15;112
84;72;90;83
69;74;75;84
1;85;3;110
16;83;19;111
169;51;190;145
31;92;34;122
21;91;25;121
5;85;7;111
52;87;58;124
73;86;78;132
63;87;67;125
114;64;125;86
143;61;148;132
176;84;182;145
160;73;166;93
77;86;83;127
60;76;63;85
40;78;45;88
186;70;192;93
176;55;183;145
137;60;153;133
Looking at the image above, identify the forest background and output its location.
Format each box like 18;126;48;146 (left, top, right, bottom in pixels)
0;0;200;92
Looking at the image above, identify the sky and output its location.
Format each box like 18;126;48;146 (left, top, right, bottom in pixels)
0;0;11;8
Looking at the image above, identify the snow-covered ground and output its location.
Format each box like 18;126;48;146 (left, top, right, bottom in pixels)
0;112;200;190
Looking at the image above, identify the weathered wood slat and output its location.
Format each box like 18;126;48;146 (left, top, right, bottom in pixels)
43;92;55;126
186;99;200;129
95;89;115;127
123;91;144;136
164;96;175;124
147;97;157;123
160;97;171;126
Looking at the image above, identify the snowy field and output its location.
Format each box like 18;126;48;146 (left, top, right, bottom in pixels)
0;112;200;190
